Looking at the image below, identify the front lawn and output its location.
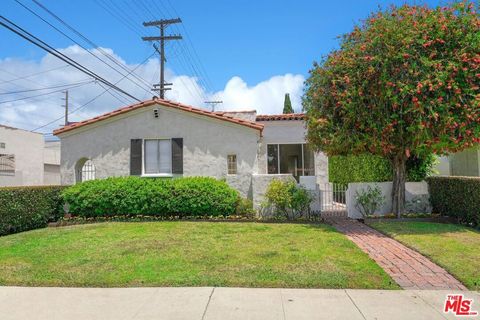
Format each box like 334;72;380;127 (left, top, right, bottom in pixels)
369;221;480;290
0;222;397;288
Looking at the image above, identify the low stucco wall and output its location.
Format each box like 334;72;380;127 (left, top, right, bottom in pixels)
251;174;296;210
346;181;430;219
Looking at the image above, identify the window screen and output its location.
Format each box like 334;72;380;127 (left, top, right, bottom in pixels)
144;139;172;174
0;154;14;175
227;154;237;174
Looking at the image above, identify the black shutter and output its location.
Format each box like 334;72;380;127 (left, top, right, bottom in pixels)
171;138;183;174
130;139;142;176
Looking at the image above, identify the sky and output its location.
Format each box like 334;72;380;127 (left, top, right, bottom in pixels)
0;0;447;134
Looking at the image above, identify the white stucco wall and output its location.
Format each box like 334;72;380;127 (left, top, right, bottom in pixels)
43;164;60;185
346;181;430;218
0;125;44;186
58;104;261;198
43;140;61;185
251;174;296;211
256;120;328;184
44;141;60;165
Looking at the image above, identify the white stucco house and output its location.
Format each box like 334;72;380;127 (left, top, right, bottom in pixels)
53;98;328;207
0;124;61;187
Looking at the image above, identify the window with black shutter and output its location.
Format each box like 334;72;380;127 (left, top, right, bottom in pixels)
130;139;142;175
131;138;183;176
171;138;183;174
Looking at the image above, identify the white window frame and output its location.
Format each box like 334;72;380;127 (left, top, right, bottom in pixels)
227;154;237;175
142;138;173;177
266;143;315;176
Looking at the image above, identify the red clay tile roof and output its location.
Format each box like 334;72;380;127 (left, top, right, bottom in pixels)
214;110;257;115
256;113;306;121
53;98;264;136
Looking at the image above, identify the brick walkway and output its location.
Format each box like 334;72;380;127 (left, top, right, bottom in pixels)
327;218;467;290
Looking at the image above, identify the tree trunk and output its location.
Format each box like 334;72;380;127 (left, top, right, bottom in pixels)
391;153;407;218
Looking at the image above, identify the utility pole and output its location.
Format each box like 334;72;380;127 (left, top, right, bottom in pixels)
62;90;69;126
204;100;223;112
142;18;182;99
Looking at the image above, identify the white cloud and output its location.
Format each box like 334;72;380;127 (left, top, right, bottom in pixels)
0;45;305;133
212;74;305;114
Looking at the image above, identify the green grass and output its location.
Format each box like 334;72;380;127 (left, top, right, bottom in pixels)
0;222;397;289
369;221;480;290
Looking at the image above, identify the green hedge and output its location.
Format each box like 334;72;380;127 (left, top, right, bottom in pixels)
329;154;436;184
329;154;391;184
62;176;239;217
0;186;66;236
426;176;480;227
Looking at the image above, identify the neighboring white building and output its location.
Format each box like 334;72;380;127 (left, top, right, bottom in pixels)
53;98;328;205
0;124;61;187
43;140;61;185
432;148;480;177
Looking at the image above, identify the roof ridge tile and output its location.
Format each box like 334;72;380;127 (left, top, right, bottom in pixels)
53;98;263;135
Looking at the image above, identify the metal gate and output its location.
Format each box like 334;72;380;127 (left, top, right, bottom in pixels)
318;183;347;217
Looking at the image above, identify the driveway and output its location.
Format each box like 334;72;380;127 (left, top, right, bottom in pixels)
0;287;478;320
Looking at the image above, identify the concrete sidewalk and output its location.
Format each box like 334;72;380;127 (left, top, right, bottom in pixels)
0;287;478;320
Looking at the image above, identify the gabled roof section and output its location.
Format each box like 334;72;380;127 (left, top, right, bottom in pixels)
53;98;264;136
256;113;306;121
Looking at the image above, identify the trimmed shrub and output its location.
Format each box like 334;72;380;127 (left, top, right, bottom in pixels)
62;176;239;217
168;177;239;216
329;154;436;184
262;179;313;220
426;176;480;227
0;186;66;236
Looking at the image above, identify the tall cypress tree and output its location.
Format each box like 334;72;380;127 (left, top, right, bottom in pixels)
283;93;294;114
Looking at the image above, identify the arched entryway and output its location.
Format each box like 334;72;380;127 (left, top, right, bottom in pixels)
75;158;96;183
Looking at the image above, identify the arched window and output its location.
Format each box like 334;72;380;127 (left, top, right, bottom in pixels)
81;160;95;182
75;158;95;183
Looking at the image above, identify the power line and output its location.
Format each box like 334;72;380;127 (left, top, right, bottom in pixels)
0;65;69;85
105;0;212;102
135;1;209;103
14;0;151;95
97;0;146;37
32;52;155;133
94;0;214;103
148;0;214;101
0;81;94;106
142;18;182;99
0;79;93;95
30;0;154;90
155;0;215;92
173;49;210;102
0;15;141;102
